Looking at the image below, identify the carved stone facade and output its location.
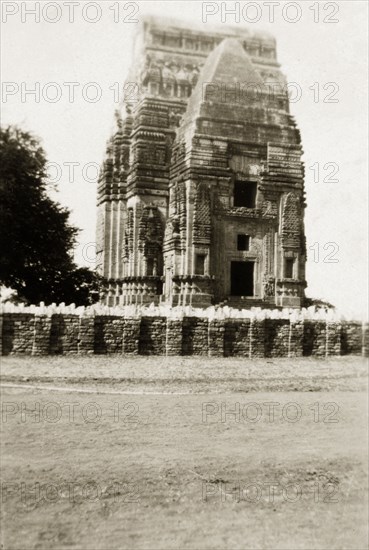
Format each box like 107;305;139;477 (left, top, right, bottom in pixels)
96;16;306;307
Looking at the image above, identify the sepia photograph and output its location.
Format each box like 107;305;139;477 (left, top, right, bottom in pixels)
0;1;368;548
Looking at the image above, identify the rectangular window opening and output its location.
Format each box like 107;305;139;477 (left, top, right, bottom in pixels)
234;181;257;208
147;258;154;276
284;258;294;279
237;234;250;251
195;254;206;275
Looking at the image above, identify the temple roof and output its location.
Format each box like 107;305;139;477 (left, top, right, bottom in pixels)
180;38;265;131
197;37;264;85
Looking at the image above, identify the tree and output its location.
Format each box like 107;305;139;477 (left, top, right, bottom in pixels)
60;267;102;306
304;297;335;310
0;125;100;305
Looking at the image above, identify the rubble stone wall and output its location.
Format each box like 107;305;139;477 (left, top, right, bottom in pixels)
0;313;367;357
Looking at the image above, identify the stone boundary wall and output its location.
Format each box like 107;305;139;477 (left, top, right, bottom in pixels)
0;314;367;357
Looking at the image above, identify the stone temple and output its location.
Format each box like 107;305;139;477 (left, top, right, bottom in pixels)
96;16;306;308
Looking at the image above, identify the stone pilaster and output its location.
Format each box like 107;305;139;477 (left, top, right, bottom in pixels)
32;315;52;356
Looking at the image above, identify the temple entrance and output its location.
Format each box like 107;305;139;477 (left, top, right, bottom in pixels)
230;261;254;296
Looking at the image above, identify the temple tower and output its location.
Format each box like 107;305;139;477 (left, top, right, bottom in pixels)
96;16;306;308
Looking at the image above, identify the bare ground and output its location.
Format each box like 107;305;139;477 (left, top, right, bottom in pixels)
0;356;368;550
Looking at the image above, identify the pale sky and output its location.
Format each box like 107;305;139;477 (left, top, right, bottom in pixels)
1;1;368;318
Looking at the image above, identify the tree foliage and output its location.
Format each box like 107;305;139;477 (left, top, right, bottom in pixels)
304;297;335;310
0;125;100;305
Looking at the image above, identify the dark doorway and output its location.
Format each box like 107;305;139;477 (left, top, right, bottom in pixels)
231;261;254;296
